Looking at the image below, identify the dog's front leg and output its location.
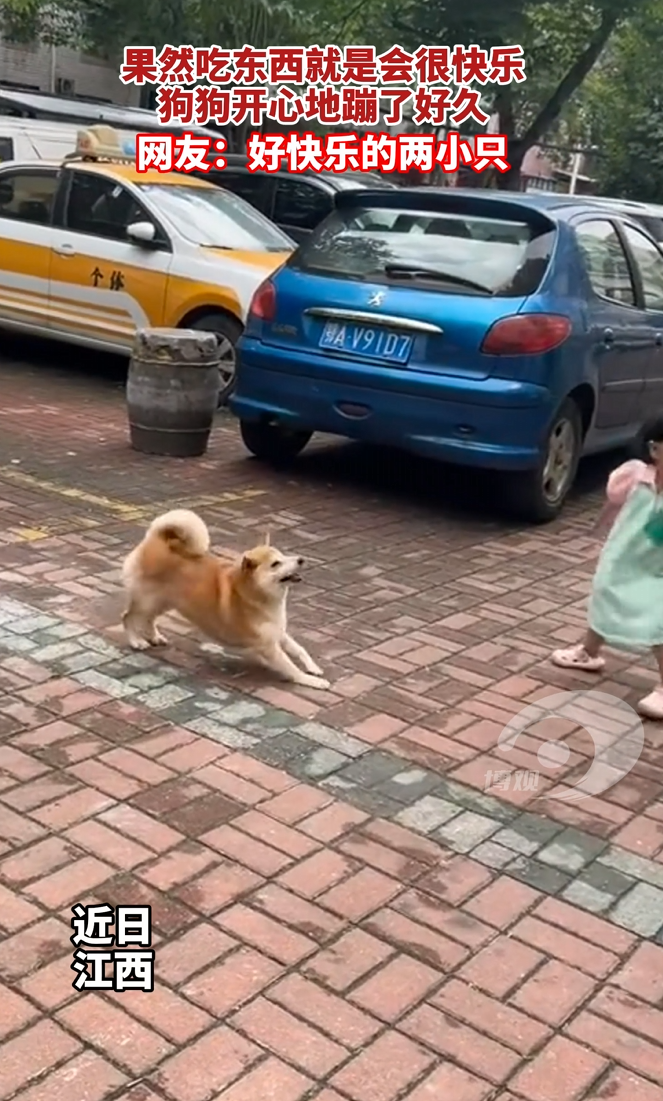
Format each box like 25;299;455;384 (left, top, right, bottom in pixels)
282;633;325;678
258;643;330;690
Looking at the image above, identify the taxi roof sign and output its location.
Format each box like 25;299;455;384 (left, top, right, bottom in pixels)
66;125;136;163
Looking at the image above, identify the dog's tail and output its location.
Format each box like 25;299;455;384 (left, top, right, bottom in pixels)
147;509;210;558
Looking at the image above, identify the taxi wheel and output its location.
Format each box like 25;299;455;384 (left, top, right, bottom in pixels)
189;312;242;408
240;420;312;464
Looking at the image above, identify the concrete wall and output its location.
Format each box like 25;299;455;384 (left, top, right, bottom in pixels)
0;39;140;105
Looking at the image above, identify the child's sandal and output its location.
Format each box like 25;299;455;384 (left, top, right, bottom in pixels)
551;645;605;672
638;688;663;720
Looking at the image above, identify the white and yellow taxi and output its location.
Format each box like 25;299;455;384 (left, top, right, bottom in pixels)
0;126;293;401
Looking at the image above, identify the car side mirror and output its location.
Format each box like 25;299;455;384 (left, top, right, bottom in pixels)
0;181;14;206
127;221;157;246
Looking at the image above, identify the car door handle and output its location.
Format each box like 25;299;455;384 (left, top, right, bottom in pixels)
603;328;614;346
54;244;76;257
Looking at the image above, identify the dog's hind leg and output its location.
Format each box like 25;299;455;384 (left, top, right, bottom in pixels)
122;594;169;650
282;633;325;678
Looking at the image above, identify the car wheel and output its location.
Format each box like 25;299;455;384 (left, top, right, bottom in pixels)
626;416;659;462
505;398;582;523
188;312;242;408
240;420;312;463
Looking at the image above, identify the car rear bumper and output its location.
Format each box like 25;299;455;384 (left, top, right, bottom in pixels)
230;340;555;471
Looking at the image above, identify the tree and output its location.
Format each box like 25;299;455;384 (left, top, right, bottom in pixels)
392;0;649;187
0;0;316;59
0;0;321;149
0;0;650;189
578;0;663;200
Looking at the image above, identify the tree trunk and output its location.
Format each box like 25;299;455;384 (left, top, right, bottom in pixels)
494;8;621;191
493;85;521;190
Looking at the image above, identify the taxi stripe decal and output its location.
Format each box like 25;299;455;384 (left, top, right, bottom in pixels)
0;269;150;327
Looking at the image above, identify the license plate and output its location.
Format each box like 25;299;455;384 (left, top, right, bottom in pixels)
319;321;413;365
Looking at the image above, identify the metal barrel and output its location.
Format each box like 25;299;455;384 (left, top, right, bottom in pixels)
126;328;220;458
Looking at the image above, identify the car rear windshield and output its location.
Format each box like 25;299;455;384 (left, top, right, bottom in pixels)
291;205;556;296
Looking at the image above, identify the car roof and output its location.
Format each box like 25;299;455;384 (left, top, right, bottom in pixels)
0;116;80;135
1;158;218;190
416;188;620;214
446;188;663;220
221;153;394;188
334;185;603;216
583;196;663;218
0;88;219;138
335;185;661;224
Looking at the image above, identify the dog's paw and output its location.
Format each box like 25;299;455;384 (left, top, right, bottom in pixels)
305;662;325;678
150;630;168;647
301;675;331;691
128;637;151;651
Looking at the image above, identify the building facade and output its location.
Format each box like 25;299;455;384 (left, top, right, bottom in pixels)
0;38;139;105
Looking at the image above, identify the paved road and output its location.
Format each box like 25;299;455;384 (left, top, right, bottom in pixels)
0;338;662;1101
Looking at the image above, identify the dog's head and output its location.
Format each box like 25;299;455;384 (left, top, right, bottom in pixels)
240;540;304;596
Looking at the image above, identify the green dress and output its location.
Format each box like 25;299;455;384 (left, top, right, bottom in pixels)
589;482;663;651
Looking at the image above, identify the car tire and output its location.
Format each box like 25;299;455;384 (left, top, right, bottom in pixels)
504;397;582;523
626;414;662;462
240;420;312;464
188;312;242;408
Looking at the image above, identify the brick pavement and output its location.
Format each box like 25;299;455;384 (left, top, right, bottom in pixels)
0;346;663;1101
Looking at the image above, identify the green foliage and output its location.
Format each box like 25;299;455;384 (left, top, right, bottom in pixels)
0;0;654;190
0;0;318;54
0;0;83;45
580;0;663;199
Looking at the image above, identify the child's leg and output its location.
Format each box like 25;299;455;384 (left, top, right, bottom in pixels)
552;628;605;671
583;628;604;658
637;646;663;719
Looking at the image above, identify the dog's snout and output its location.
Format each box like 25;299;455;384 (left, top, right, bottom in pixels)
297;556;304;567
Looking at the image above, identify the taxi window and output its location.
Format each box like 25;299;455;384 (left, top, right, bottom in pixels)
0;137;13;162
0;168;58;224
65;171;162;243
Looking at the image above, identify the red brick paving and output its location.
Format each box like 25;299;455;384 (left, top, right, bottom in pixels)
0;350;662;1100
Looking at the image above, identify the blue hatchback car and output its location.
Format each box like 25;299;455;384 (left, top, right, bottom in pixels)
230;188;663;521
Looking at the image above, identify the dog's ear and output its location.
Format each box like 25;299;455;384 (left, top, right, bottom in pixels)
242;553;257;572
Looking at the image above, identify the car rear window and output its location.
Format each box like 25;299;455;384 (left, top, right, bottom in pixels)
290;205;556;296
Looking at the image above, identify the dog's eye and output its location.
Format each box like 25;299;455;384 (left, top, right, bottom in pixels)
270;561;282;569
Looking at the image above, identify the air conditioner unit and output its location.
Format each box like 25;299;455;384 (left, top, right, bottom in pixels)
55;77;76;96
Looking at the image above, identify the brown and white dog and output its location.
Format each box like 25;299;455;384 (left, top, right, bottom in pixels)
121;509;329;689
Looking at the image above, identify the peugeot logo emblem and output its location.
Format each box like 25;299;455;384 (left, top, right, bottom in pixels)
368;290;385;306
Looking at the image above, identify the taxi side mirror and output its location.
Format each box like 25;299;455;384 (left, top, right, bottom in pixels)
126;221;157;246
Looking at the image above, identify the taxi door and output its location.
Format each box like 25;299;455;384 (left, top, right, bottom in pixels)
49;167;172;350
0;164;60;334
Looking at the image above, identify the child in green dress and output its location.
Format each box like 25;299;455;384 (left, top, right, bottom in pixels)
552;416;663;720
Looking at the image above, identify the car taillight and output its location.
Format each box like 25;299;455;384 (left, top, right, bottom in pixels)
249;280;276;321
481;314;572;355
